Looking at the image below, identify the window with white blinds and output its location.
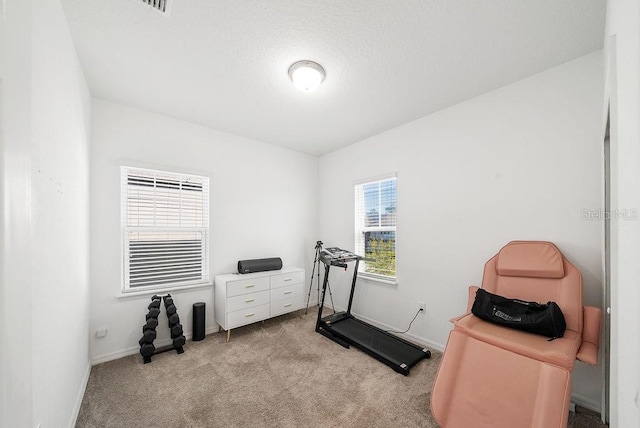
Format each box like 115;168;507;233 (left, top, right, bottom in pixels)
354;174;397;281
121;167;210;292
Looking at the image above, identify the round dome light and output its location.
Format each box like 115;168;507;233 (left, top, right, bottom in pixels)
288;60;326;92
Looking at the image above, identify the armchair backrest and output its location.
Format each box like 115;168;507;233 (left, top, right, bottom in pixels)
481;241;583;334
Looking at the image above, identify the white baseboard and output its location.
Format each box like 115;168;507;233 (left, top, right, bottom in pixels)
571;393;602;414
91;327;220;365
69;358;91;428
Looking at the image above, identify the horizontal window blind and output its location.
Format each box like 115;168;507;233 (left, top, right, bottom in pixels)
122;167;210;291
354;175;396;280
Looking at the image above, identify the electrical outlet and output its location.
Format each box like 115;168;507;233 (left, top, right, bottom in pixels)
418;301;426;312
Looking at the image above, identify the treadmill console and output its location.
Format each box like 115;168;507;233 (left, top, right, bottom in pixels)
320;247;364;267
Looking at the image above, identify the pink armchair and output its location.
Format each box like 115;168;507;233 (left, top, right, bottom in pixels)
431;241;602;427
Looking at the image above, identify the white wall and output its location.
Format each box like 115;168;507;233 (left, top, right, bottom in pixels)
90;98;318;363
1;0;92;427
1;1;35;426
605;0;640;426
319;51;604;408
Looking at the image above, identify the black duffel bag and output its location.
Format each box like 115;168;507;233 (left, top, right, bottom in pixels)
471;288;566;339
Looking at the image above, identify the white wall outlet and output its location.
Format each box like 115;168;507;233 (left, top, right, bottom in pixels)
418;301;426;312
95;328;107;338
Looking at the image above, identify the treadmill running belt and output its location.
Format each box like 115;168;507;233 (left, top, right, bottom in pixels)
328;317;427;368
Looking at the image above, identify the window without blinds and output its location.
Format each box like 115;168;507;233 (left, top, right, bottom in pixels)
354;175;397;281
121;167;210;291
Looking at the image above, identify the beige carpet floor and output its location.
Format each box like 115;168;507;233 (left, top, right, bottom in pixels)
76;309;606;427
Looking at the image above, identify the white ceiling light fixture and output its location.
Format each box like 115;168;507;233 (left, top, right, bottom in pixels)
288;60;326;92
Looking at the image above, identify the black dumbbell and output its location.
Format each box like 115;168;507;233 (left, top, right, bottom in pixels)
170;324;183;338
148;300;161;310
166;304;177;316
138;329;156;345
173;336;186;348
168;313;180;326
140;342;155;358
144;318;158;330
146;307;160;319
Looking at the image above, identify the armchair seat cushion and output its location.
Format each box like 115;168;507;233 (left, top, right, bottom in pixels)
454;314;581;370
431;330;571;428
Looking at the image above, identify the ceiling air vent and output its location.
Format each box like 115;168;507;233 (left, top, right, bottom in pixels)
136;0;173;16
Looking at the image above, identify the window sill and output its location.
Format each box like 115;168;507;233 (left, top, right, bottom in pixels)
357;274;397;287
116;282;213;300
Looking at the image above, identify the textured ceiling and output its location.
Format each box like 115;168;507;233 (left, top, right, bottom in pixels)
61;0;606;156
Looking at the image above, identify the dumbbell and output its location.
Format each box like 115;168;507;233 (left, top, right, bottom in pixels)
144;317;158;330
166;304;177;316
173;336;186;348
164;297;174;307
168;313;180;326
140;342;155;358
170;324;183;338
146;307;161;319
148;300;161;310
138;329;156;345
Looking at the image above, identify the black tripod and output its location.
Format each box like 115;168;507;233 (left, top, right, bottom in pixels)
305;241;335;314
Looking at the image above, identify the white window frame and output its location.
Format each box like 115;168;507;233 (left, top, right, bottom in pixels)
121;166;210;294
354;173;397;283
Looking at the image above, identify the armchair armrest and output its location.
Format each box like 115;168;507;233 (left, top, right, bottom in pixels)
449;286;480;323
576;306;602;365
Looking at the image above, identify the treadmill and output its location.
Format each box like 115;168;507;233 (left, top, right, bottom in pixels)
315;247;431;375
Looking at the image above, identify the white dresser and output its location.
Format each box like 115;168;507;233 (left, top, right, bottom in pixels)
214;267;305;341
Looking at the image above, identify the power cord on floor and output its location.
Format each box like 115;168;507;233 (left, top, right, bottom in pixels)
386;308;423;334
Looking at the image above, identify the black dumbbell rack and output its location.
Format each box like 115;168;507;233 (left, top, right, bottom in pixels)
138;294;187;364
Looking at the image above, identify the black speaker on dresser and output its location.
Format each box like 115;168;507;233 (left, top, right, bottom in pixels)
237;257;283;274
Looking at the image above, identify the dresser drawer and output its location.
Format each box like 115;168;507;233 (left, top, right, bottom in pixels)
227;276;270;297
227;303;270;329
271;295;304;317
270;271;304;288
227;290;269;312
270;283;303;301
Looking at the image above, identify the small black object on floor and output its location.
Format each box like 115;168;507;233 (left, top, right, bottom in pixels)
192;302;206;342
138;294;187;363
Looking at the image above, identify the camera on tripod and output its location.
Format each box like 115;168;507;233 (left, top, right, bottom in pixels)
305;240;334;314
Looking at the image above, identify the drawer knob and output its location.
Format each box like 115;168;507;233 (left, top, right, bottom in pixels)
284;291;292;295
245;284;255;288
245;313;255;317
245;298;255;303
284;303;292;308
284;278;292;282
